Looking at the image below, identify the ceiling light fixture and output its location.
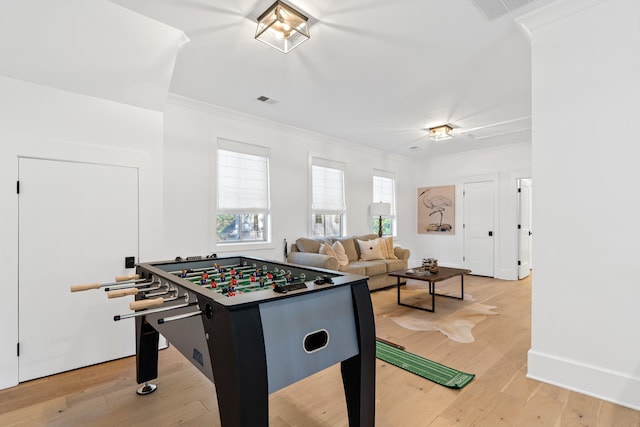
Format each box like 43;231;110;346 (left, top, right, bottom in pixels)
428;124;454;141
255;1;310;53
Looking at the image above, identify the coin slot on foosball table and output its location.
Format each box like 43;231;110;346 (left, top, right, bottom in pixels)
303;329;329;354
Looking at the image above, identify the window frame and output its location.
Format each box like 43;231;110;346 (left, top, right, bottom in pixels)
372;170;396;237
215;139;271;245
310;158;346;238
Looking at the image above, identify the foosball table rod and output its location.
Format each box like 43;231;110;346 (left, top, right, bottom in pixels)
157;310;203;324
107;281;165;298
69;275;144;292
114;301;198;321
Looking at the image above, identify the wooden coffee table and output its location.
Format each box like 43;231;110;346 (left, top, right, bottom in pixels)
389;266;471;312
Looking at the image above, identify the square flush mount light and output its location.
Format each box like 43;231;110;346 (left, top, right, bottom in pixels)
255;1;310;53
428;124;454;141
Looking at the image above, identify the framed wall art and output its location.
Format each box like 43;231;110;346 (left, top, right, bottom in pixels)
417;185;455;234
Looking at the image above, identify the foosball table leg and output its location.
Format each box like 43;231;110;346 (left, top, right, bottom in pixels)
136;382;157;395
136;315;159;395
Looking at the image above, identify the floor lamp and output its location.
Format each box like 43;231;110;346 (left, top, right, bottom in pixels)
370;202;391;237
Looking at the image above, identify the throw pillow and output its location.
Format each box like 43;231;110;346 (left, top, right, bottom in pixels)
382;236;398;259
370;237;390;259
319;243;338;259
357;238;384;261
331;241;350;267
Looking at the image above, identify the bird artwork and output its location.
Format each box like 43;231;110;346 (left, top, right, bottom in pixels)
417;186;455;234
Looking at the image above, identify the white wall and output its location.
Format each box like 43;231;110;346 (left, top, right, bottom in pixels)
163;96;415;262
519;0;640;410
0;76;164;390
408;143;532;279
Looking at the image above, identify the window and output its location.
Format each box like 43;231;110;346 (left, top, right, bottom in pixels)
372;171;396;236
311;158;346;237
216;139;270;243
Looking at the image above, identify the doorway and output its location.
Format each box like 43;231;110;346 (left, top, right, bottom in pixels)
518;178;533;279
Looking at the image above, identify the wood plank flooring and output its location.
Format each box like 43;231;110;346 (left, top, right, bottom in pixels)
1;274;638;426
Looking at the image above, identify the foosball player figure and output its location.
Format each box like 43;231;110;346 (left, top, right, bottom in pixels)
180;269;188;278
255;268;263;277
238;271;244;279
285;272;292;283
219;272;226;283
250;275;256;282
200;273;209;285
258;277;266;288
210;280;217;288
266;272;273;280
229;268;236;276
212;262;219;272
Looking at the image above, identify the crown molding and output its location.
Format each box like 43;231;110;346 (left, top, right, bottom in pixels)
515;0;608;41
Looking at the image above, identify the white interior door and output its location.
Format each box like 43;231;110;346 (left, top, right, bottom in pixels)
18;158;138;382
518;178;533;279
463;181;495;277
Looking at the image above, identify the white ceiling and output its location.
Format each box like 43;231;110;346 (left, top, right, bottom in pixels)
1;0;557;157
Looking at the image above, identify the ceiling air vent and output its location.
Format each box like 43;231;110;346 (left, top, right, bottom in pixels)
257;95;277;105
470;0;532;20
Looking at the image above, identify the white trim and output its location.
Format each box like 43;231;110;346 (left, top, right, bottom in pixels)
528;349;640;411
515;0;609;41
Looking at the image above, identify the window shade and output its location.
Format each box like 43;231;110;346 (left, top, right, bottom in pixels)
217;147;269;212
312;164;345;212
373;174;395;214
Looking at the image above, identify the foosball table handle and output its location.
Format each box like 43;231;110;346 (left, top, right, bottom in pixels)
130;297;164;311
108;288;139;299
116;274;140;282
70;283;101;292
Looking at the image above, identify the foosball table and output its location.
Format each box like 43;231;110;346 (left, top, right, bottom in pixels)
71;255;376;427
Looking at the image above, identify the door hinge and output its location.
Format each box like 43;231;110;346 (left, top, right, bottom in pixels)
16;181;20;194
463;256;465;262
518;224;521;229
518;188;521;193
463;223;465;229
17;342;20;357
518;260;521;266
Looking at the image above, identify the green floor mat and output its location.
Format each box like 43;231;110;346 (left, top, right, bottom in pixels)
376;340;474;389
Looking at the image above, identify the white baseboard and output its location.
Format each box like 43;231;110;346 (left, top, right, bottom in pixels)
527;349;640;411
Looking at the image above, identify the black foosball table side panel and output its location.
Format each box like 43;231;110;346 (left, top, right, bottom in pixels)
204;303;269;427
341;280;376;427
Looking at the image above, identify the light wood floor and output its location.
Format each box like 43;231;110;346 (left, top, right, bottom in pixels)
1;274;638;426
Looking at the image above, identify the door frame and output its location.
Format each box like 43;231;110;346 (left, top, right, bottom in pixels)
1;137;156;391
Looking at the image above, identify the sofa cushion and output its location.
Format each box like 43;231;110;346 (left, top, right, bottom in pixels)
349;260;387;276
383;258;407;273
381;236;398;259
338;263;366;275
357;238;384;261
296;237;322;253
335;237;359;262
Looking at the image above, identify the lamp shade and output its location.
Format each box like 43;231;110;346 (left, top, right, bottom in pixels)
370;202;391;217
255;1;310;53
